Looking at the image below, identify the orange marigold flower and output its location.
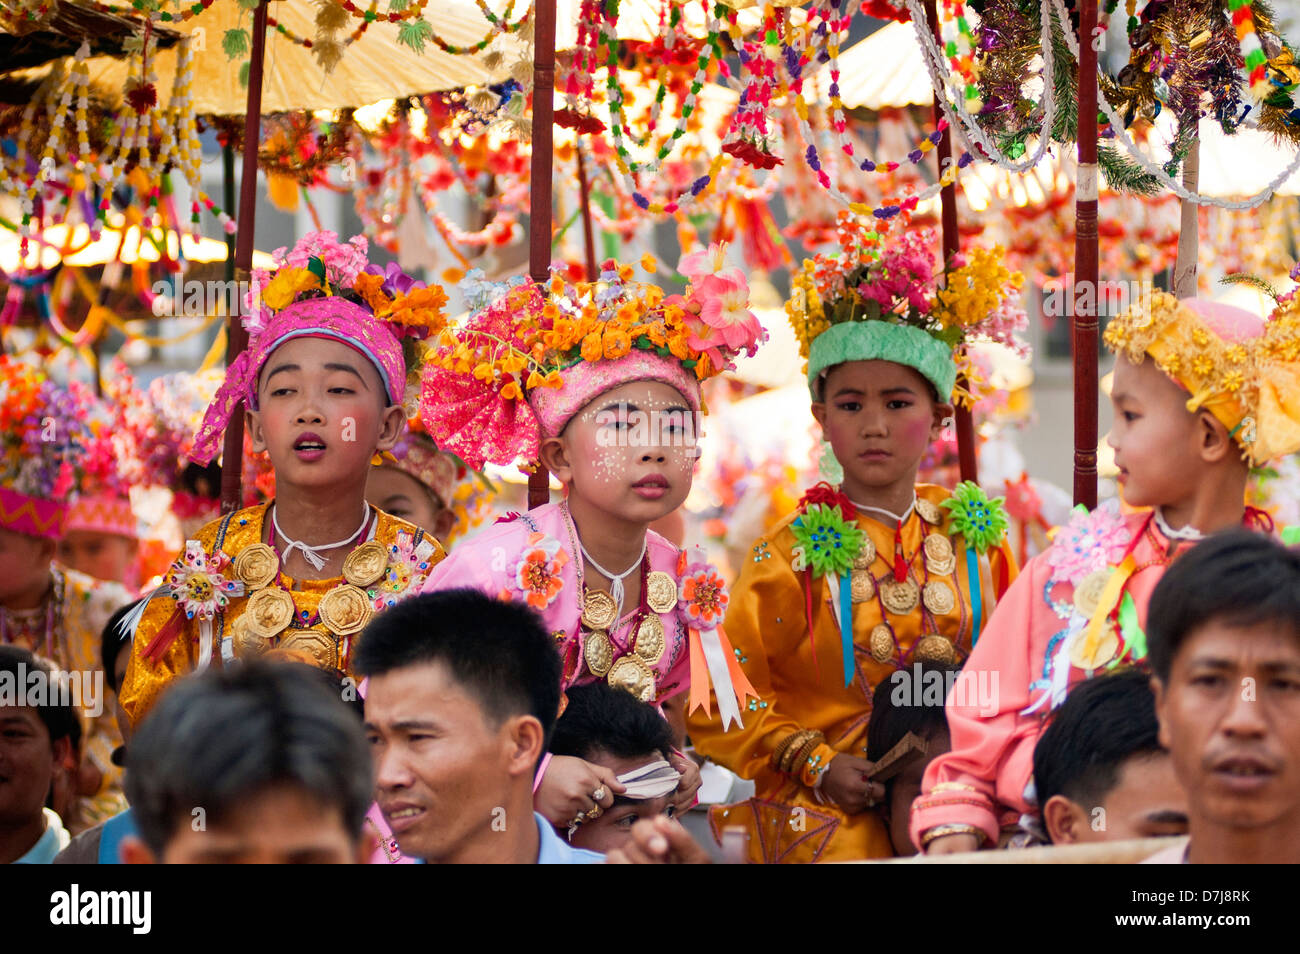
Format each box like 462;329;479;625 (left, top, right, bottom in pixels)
580;331;604;363
501;380;523;401
604;329;632;359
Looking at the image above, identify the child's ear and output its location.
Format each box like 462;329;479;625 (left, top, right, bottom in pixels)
1151;676;1171;751
1042;795;1085;845
810;402;828;429
1197;410;1233;463
538;435;574;485
931;402;955;441
245;407;267;454
374;405;407;452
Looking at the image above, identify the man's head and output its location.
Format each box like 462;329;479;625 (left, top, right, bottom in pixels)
0;647;79;835
1148;531;1300;851
548;681;680;853
122;661;373;864
1034;669;1187;844
868;661;955;855
355;589;561;863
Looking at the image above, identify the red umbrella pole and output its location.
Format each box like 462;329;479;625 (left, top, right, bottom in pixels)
527;0;558;511
1073;0;1099;508
219;0;270;513
925;0;977;485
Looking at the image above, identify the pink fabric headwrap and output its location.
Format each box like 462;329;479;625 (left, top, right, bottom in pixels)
0;487;66;539
528;351;703;438
1181;298;1265;344
190;298;405;465
64;493;137;539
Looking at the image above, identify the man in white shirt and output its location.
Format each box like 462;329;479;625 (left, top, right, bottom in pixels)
1143;532;1300;864
358;589;604;864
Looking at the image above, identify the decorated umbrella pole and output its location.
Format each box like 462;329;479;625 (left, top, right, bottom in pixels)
219;0;270;513
1072;0;1099;509
924;0;977;485
528;0;559;510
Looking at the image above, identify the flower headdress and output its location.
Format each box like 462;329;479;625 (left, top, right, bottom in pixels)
61;366;143;539
787;211;1027;407
1104;289;1300;466
420;250;767;470
0;357;97;539
191;231;448;465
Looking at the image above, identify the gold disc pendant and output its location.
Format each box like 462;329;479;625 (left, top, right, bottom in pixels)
584;629;614;676
234;543;280;591
880;579;920;615
633;614;666;664
607;654;656;702
868;624;896;663
343;541;390;588
913;634;957;665
916;499;944;526
1073;569;1113;619
852;538;877;570
645;571;679;614
278;629;338;670
850;570;876;603
922;580;956;616
317;584;374;637
242;588;295;640
581;589;618;631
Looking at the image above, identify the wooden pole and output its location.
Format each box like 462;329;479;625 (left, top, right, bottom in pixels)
576;141;599;281
218;0;269;514
1072;0;1099;509
1171;138;1200;298
926;0;977;485
527;0;558;511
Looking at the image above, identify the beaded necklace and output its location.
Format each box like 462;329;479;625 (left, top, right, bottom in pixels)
0;571;63;660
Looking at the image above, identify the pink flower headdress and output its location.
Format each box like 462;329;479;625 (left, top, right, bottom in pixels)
419;250;767;470
191;231;449;466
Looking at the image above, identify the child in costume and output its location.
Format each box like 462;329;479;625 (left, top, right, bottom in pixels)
118;232;449;724
912;289;1300;853
0;357;133;830
366;427;458;545
419;252;766;831
688;217;1025;863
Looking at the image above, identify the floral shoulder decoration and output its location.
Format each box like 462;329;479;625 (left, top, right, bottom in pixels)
372;530;440;611
941;481;1010;554
786;211;1028;406
504;531;569;611
419;247;767;469
1044;504;1133;588
789;498;866;579
676;546;758;731
136;541;245;664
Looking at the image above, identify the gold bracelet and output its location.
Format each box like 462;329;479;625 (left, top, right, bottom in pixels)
772;729;820;774
786;733;826;776
920;823;985;849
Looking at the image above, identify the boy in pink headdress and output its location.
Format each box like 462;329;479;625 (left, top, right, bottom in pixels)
119;232;449;724
419;253;766;832
913;289;1300;853
0;357;133;831
366;426;459;545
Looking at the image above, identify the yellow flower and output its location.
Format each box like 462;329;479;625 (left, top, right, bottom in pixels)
501;380;523;401
526;370;545;389
261;267;320;311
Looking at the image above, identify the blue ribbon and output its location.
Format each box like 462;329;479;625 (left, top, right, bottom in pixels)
839;572;854;686
967;547;982;646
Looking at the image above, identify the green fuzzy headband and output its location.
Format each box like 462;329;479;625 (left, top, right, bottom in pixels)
806;321;957;402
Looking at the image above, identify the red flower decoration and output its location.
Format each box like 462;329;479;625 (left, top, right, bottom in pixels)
860;0;909;23
798;482;856;523
678;565;730;630
554;107;606;135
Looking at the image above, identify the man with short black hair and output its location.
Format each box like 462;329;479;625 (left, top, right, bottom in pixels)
1144;531;1300;864
1033;669;1187;845
0;646;78;863
549;682;681;853
120;661;373;864
356;588;603;864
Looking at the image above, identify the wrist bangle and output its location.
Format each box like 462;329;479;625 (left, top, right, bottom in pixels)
920;823;985;849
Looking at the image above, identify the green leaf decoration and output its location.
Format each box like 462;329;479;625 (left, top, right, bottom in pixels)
1219;272;1280;303
1282;526;1300;547
236;0;261;9
789;504;865;578
222;28;249;60
941;481;1009;554
397;19;434;55
388;0;412;11
305;256;328;284
238;60;251;89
